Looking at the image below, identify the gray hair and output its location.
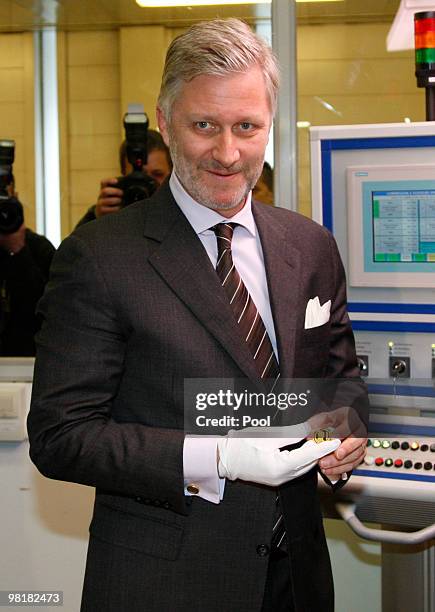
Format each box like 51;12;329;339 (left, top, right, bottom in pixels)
157;18;280;119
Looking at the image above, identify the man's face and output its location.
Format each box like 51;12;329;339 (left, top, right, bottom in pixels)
145;150;171;185
157;65;272;216
124;149;171;185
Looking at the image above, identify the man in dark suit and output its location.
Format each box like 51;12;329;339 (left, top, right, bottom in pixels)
28;18;367;612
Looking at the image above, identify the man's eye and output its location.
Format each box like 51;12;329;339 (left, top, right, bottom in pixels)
195;121;212;130
239;122;253;131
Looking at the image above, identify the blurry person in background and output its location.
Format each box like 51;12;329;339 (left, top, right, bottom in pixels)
253;161;274;206
75;129;172;228
0;177;55;356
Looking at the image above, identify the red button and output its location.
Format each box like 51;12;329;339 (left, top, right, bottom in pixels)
375;457;384;466
394;459;403;468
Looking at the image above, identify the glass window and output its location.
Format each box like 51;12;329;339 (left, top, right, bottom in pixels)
296;0;420;217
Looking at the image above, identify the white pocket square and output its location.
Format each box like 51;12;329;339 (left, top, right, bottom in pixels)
304;297;331;329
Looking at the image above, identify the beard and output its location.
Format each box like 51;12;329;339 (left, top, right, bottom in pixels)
168;132;264;212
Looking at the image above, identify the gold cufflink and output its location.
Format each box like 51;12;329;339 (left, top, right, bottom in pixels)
186;484;199;495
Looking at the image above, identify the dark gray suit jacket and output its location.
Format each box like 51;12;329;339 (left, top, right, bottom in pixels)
28;181;361;612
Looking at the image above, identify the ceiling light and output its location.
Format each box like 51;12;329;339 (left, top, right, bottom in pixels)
136;0;344;6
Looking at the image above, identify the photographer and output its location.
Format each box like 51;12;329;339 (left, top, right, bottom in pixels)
253;161;274;206
0;175;55;356
76;128;172;228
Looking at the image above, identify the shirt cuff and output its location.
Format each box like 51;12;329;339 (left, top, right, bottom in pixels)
183;435;225;504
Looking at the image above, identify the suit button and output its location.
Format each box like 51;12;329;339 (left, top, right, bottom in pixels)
256;544;270;557
153;500;161;507
163;501;171;509
135;496;142;503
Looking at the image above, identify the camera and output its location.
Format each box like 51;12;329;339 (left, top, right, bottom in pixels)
117;106;158;207
0;139;24;234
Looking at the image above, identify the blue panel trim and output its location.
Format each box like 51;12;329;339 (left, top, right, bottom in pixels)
323;136;435;151
321;148;333;231
367;383;435;398
319;135;435;233
348;302;435;315
351;321;435;333
368;422;435;436
354;468;435;483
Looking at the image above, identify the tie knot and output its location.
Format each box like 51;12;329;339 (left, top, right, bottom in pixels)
213;223;237;251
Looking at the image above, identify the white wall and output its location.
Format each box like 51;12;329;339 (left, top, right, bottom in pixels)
0;441;93;612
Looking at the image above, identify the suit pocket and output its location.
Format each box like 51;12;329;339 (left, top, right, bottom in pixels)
89;501;184;561
300;322;330;346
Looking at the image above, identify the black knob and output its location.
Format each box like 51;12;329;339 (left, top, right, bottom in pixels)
357;357;368;374
392;360;407;375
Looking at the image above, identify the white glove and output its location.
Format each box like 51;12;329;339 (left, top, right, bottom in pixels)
217;424;341;487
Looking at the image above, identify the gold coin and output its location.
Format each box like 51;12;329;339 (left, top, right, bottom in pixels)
313;429;333;444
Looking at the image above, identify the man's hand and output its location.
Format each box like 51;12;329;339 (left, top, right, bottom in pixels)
95;177;123;218
0;223;26;254
318;435;367;479
307;405;365;440
217;425;341;486
309;406;368;479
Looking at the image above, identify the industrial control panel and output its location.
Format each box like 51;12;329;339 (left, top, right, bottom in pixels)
310;121;435;522
310;122;435;393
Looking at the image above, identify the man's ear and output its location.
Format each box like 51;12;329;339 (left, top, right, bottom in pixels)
156;107;170;147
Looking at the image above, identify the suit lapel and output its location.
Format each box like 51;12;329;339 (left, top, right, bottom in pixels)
142;184;262;383
253;203;301;378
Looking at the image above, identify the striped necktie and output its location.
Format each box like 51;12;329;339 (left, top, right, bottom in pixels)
212;222;280;386
213;222;286;551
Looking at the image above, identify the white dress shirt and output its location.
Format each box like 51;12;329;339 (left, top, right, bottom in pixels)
169;172;278;503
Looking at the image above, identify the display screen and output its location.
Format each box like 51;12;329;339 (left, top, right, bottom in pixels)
372;190;435;263
346;165;435;287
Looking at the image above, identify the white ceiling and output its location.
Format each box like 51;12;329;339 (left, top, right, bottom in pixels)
0;0;401;32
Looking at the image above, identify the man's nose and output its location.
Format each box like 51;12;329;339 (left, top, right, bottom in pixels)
212;131;241;167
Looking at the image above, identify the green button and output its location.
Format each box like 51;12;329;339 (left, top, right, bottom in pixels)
385;458;393;467
382;440;390;449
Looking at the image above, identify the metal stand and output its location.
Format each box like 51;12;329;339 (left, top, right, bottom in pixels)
425;87;435;121
335;502;435;612
382;540;435;612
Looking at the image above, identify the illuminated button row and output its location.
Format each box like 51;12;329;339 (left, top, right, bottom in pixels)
368;439;435;452
365;456;435;470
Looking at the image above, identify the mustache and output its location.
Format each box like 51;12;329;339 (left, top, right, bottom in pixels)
200;162;244;174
